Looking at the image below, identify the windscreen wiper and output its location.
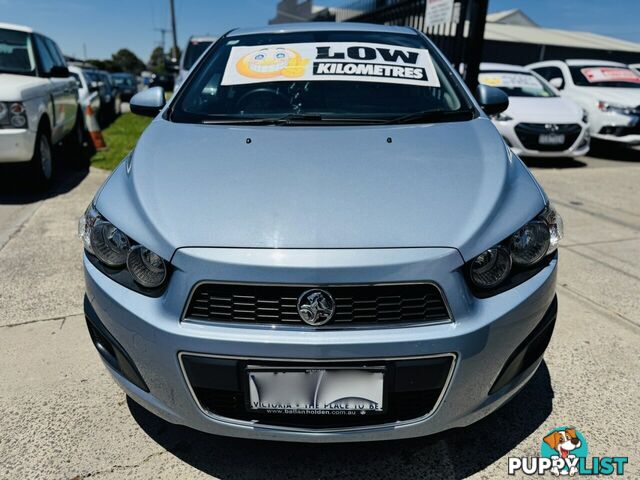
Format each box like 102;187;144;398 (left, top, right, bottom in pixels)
202;113;386;125
386;109;475;125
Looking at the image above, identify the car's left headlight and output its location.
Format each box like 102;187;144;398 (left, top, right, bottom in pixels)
467;203;563;296
490;112;513;122
79;204;169;294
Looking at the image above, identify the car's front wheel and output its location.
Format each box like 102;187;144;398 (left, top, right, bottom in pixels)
27;126;53;189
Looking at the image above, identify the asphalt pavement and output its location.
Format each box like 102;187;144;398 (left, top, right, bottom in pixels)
0;144;638;479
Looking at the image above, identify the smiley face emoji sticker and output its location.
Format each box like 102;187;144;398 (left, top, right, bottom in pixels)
236;47;309;79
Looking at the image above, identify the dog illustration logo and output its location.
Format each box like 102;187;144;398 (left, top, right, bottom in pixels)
541;427;588;476
236;47;309;79
297;289;335;326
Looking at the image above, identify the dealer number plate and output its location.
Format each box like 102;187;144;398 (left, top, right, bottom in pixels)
247;368;384;414
539;133;565;145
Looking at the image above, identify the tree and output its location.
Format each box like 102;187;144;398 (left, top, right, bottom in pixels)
111;49;145;75
148;46;166;74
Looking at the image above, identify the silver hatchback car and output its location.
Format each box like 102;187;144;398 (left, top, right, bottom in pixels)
79;23;562;442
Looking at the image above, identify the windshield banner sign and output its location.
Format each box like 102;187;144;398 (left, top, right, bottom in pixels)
581;67;640;84
479;72;543;90
221;42;441;87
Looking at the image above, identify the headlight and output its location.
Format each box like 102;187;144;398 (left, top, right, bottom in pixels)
469;246;512;289
597;100;637;116
509;220;550;266
127;245;167;288
468;204;563;293
490;112;513;122
90;220;130;267
79;204;169;293
0;102;28;129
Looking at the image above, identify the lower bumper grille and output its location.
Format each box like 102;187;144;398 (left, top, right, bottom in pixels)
599;124;640;137
515;123;582;151
184;282;449;327
181;355;455;428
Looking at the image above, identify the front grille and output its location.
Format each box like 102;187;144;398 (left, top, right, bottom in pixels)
184;283;449;326
514;123;582;151
181;355;454;428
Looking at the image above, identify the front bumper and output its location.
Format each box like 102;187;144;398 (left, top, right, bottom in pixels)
83;247;557;442
494;120;590;158
0;128;36;163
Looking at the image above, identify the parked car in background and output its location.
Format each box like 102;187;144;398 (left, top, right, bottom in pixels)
479;63;590;158
111;72;138;101
528;59;640;146
0;22;83;187
175;35;216;88
96;70;121;120
149;72;174;92
69;65;101;122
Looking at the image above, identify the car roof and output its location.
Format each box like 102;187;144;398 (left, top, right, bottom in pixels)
480;62;530;73
0;22;34;33
565;59;627;67
227;22;416;37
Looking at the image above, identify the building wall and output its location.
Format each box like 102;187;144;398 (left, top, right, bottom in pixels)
482;40;640;66
269;0;316;24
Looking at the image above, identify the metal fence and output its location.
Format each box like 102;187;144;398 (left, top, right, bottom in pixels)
314;0;488;90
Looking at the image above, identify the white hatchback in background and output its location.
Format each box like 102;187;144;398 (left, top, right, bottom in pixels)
528;59;640;146
68;65;101;124
479;63;589;158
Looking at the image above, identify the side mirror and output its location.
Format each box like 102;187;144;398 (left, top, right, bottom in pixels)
549;77;564;90
130;86;166;117
475;84;509;116
49;65;70;78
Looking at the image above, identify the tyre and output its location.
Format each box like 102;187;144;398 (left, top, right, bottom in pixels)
67;110;90;169
27;126;53;190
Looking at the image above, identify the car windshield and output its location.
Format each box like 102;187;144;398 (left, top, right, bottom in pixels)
569;65;640;88
183;40;214;70
171;30;472;124
478;71;555;97
0;28;36;75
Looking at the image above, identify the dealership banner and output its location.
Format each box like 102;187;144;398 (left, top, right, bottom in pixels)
221;42;441;87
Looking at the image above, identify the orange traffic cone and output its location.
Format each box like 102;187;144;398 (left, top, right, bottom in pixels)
85;104;106;150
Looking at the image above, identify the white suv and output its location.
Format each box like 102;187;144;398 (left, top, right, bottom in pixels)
528;59;640;146
0;22;82;187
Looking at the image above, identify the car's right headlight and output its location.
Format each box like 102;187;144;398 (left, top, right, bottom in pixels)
467;204;563;295
79;204;169;294
597;100;637;116
0;102;28;128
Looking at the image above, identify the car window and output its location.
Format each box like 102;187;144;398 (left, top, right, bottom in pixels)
172;31;472;124
34;34;56;74
532;66;564;82
569;65;640;88
479;71;556;97
0;28;36;75
45;37;66;67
